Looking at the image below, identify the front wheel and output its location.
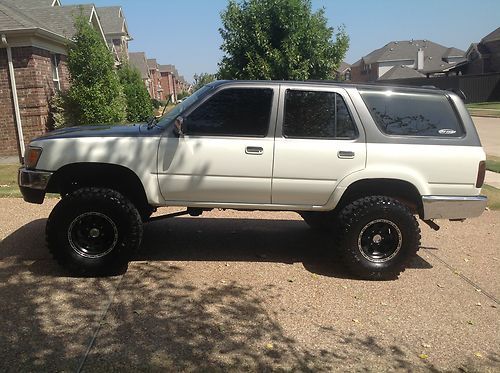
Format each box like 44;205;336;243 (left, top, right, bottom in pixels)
337;196;421;280
46;187;143;276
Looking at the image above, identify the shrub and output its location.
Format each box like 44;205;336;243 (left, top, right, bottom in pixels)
66;15;126;125
118;63;153;122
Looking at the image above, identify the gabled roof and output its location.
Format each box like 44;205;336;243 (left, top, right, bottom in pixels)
481;27;500;43
358;39;465;74
30;4;95;39
0;0;105;43
336;61;351;73
129;52;149;79
97;6;129;37
4;0;60;9
379;65;426;80
147;58;158;70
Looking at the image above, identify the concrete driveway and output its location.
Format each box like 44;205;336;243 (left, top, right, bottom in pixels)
0;198;498;372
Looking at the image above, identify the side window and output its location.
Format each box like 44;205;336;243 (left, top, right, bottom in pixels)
360;90;464;137
283;90;357;139
185;88;273;136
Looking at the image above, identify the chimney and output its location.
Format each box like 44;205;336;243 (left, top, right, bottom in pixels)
417;48;424;70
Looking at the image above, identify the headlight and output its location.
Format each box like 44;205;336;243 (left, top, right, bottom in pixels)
25;146;43;169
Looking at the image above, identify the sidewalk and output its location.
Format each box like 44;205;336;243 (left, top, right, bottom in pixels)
485;170;500;189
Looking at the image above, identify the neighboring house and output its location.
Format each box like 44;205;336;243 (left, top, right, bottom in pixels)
465;27;500;74
97;6;131;65
159;64;177;102
129;51;151;93
351;39;466;82
147;58;163;101
334;61;351;81
0;0;108;159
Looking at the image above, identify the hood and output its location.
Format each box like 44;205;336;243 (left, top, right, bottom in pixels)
35;123;148;140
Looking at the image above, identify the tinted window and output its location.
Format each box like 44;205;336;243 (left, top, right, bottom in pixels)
283;90;357;139
185;88;273;136
360;90;464;137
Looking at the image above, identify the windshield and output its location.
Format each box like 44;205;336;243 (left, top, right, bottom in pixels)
156;85;214;128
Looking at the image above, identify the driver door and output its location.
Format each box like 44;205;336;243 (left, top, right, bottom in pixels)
157;85;278;205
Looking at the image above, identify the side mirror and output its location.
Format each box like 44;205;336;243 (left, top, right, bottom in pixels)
173;116;185;137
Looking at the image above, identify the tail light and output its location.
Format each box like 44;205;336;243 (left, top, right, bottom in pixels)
476;161;486;188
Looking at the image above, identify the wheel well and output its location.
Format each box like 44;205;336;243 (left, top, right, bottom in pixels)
47;163;152;218
336;179;423;215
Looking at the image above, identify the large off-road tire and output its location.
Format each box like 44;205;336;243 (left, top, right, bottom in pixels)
337;196;421;280
46;187;143;276
299;211;336;232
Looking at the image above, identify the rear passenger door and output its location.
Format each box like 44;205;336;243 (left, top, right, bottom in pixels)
272;86;366;206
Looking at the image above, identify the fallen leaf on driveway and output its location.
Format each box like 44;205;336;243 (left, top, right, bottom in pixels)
474;352;483;358
421;343;431;348
467;320;474;325
419;353;429;359
265;343;274;350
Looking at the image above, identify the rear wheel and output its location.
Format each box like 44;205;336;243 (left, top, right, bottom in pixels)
46;187;143;276
337;196;420;280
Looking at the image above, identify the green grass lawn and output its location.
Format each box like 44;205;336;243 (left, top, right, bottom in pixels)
0;164;21;198
486;155;500;173
467;102;500;118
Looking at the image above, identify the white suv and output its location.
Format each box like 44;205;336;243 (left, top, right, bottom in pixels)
19;81;487;279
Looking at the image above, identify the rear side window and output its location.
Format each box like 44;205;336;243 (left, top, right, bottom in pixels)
360;90;464;137
283;90;357;139
185;88;273;137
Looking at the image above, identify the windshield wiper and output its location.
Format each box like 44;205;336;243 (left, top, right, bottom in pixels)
147;96;172;130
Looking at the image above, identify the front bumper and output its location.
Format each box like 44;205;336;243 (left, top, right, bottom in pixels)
422;195;488;220
18;168;53;204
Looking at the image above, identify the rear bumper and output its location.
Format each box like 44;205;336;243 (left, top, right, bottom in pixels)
18;168;53;204
422;195;488;220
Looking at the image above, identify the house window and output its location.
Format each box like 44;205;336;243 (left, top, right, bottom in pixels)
51;54;61;90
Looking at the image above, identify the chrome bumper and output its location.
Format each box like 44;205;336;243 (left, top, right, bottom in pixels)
422;195;488;220
18;168;52;190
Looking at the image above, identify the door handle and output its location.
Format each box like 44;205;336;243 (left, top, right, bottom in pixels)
338;150;355;159
245;146;264;155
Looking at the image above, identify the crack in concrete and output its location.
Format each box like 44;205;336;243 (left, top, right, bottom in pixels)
76;274;125;373
423;249;499;305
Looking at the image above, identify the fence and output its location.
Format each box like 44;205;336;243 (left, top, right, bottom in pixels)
378;72;500;103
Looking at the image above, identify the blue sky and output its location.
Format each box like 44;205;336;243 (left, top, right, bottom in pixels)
64;0;500;83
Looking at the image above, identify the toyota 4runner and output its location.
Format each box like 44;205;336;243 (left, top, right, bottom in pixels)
18;81;488;279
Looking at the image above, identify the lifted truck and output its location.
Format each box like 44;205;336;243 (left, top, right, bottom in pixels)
19;81;487;279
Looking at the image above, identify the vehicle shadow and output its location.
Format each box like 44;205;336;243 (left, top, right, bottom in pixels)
0;216;433;280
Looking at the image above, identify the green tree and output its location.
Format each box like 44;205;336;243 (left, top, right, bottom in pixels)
67;15;126;125
118;63;153;122
218;0;349;80
193;72;216;92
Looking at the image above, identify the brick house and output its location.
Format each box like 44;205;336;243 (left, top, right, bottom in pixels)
465;27;500;74
351;39;466;82
0;0;130;161
146;58;163;101
159;64;178;102
128;51;151;93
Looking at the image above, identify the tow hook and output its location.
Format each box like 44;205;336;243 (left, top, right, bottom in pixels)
423;219;440;231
